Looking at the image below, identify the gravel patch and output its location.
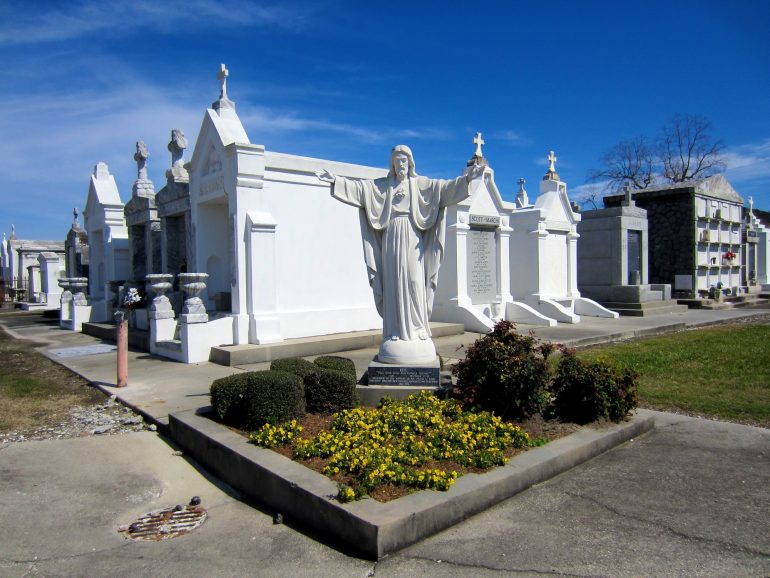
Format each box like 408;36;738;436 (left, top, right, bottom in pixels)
0;396;156;444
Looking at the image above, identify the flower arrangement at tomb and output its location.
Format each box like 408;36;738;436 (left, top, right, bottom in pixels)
723;251;737;264
122;287;144;311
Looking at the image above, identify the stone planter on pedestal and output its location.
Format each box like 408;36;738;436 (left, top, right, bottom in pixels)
146;274;175;319
178;273;208;324
69;277;89;306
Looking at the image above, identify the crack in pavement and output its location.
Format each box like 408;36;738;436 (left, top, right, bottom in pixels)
565;490;770;558
399;554;601;577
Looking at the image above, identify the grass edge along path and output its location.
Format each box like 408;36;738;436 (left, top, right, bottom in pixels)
575;323;770;428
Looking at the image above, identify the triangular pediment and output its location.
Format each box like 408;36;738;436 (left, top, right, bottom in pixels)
534;181;580;229
460;167;512;217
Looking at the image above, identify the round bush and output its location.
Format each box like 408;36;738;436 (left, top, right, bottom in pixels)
211;370;305;429
210;373;251;427
304;368;359;414
270;357;318;379
313;356;356;380
551;351;638;424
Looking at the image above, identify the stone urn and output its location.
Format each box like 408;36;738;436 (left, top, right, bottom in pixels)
69;277;89;306
146;274;175;319
178;272;209;323
57;278;73;299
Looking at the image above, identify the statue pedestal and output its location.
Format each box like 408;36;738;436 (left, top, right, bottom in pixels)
366;357;440;387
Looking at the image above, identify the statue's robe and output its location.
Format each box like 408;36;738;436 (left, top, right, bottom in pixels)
332;174;470;343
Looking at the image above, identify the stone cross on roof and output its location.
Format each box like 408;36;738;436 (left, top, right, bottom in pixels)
73;207;79;227
547;151;557;171
749;196;754;212
543;150;560;181
213;63;235;111
473;132;485;157
516;177;529;208
218;64;229;100
10;224;16;240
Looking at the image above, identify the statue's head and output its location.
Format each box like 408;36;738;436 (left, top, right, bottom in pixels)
389;145;416;179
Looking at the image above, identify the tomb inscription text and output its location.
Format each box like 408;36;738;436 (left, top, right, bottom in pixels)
467;227;497;304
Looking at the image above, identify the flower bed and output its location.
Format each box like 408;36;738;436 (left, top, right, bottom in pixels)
249;392;557;502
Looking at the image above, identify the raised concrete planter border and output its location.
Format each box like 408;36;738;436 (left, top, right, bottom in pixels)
169;407;654;559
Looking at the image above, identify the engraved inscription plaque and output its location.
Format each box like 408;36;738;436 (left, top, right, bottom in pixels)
368;366;440;386
467;228;497;304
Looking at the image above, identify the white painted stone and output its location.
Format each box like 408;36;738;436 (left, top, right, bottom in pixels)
83;162;129;322
507;151;618;324
433;154;514;333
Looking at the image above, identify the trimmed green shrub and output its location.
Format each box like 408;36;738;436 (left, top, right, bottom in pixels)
313;355;356;380
210;373;251;427
551;351;639;424
271;357;318;379
304;368;359;414
452;321;555;420
210;370;305;429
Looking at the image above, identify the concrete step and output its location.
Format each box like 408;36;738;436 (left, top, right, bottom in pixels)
677;296;769;310
605;303;690;317
82;322;150;351
209;322;466;366
156;339;182;352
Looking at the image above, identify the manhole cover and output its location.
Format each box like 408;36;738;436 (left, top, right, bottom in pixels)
119;503;206;541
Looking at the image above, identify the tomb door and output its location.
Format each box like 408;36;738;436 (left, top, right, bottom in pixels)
627;230;642;285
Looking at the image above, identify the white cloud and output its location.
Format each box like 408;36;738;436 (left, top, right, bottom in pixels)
723;138;770;182
0;0;311;45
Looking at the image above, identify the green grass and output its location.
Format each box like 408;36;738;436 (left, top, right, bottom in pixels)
0;374;51;398
574;324;770;427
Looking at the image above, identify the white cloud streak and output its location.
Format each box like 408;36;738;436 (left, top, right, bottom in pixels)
0;0;311;45
723;138;770;182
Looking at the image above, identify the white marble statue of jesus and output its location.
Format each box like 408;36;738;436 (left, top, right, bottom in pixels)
317;145;483;364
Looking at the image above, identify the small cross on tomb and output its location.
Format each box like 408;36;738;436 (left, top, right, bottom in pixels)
547;150;557;173
473;132;485;157
218;64;229;100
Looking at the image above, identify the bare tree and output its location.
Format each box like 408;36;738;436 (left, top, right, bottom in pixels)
658;113;725;183
587;135;656;193
572;185;604;210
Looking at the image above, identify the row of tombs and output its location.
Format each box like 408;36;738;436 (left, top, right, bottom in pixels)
4;65;769;364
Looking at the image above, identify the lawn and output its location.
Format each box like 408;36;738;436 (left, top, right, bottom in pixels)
574;323;770;428
0;324;104;433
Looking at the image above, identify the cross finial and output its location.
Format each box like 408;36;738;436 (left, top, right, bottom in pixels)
749;196;754;211
547;150;557;172
73;207;79;227
516;177;529;208
473;132;485;157
10;224;16;240
218;63;229;100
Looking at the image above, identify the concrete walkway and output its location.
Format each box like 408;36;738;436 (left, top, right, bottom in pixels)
0;308;768;576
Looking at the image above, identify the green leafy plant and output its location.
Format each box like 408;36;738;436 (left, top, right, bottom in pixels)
313;356;357;380
550;350;638;424
303;368;359;414
270;357;318;379
452;321;555;420
210;370;305;429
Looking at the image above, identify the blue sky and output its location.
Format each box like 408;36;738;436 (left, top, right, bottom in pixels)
1;0;769;241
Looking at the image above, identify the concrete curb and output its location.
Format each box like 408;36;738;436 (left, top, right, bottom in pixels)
168;407;654;559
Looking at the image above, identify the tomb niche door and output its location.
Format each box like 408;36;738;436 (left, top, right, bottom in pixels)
627;230;642;285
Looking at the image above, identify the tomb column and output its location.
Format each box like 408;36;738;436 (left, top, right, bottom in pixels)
495;217;513;306
245;211;281;344
449;214;472;307
567;225;580;298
